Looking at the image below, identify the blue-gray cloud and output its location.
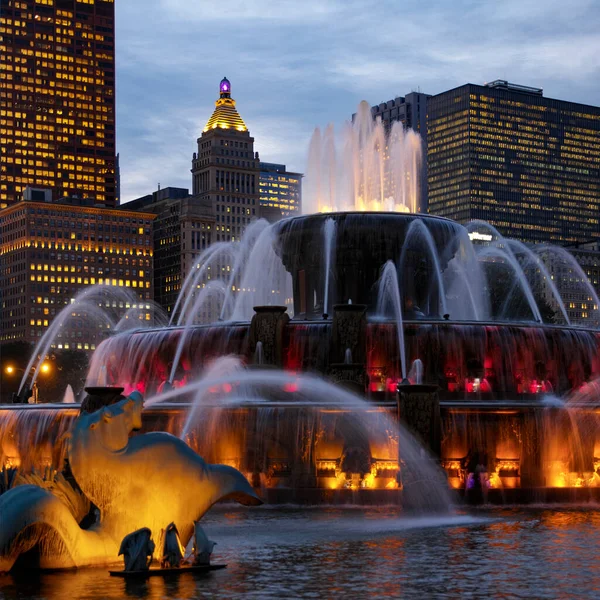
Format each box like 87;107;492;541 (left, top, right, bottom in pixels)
117;0;600;202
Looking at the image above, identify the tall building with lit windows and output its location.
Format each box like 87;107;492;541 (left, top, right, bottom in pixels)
0;195;154;350
125;187;215;315
259;163;302;216
427;80;600;245
191;77;261;243
0;0;117;208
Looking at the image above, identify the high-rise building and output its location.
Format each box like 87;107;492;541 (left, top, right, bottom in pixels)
125;187;215;314
358;92;430;210
191;77;261;242
0;195;154;349
427;80;600;244
259;162;302;216
0;0;117;208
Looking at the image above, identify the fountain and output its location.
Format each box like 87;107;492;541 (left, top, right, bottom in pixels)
3;100;600;576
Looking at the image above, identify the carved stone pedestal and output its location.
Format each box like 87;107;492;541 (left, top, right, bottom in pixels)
397;383;441;457
249;306;289;367
328;363;366;395
330;304;367;365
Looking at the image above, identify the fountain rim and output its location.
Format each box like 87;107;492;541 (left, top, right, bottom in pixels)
108;318;600;337
275;210;461;227
4;400;600;411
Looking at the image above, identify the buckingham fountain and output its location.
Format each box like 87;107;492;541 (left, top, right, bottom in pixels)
2;102;600;573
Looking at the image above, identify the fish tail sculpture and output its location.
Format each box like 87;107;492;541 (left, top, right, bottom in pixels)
0;485;116;571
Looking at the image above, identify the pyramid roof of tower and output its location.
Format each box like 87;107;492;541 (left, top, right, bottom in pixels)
203;98;248;133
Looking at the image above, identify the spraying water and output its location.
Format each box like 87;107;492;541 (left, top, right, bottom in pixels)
303;101;423;214
322;218;337;317
376;261;407;380
169;282;227;385
409;360;424;385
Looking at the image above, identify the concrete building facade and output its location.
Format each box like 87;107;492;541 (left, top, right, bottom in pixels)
124;187;215;315
0;196;154;350
259;162;302;216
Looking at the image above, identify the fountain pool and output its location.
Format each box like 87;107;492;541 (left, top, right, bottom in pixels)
1;506;600;599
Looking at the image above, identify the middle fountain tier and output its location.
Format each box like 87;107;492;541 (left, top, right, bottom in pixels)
70;212;600;499
275;212;463;319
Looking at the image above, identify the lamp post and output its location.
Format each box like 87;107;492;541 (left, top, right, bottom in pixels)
3;362;52;404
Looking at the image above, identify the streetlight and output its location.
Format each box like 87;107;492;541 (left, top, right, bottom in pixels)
40;362;51;375
3;362;52;404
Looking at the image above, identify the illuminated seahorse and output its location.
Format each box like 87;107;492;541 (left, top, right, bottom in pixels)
0;393;261;571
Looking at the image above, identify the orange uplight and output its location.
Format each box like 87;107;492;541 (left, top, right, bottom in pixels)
5;365;15;375
40;362;51;374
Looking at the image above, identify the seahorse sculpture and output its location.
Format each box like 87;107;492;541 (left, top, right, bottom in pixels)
0;392;262;571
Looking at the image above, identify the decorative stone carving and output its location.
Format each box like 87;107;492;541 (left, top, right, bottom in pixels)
192;521;216;566
119;527;154;571
249;306;289;367
328;364;367;394
397;384;441;457
160;522;184;569
331;304;367;365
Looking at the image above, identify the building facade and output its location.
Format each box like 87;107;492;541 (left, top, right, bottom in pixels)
0;0;117;208
191;77;261;242
427;80;600;244
125;187;215;315
0;196;154;350
259;162;302;216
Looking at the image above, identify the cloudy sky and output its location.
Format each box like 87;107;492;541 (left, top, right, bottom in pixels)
116;0;600;203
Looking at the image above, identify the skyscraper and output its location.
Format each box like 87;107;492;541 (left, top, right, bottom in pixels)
259;162;302;216
0;0;117;208
191;77;261;243
427;80;600;244
124;187;215;314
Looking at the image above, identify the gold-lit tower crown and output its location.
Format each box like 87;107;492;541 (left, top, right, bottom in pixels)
203;77;248;133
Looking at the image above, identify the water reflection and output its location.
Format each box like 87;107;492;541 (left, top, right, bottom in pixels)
1;507;600;599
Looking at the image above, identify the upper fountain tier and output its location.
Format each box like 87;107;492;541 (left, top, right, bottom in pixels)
274;211;465;319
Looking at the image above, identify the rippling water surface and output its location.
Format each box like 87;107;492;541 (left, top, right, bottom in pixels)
1;506;600;599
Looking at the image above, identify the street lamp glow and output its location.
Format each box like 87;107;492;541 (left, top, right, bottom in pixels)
40;362;51;374
5;365;15;375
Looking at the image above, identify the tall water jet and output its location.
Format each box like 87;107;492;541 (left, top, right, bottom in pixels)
169;281;227;385
322;217;337;318
376;261;408;380
255;342;264;366
18;286;136;395
61;385;76;404
442;227;490;321
476;245;543;323
219;219;270;321
409;359;424;385
230;227;293;321
399;219;448;317
506;239;570;325
170;242;233;326
303;101;423;214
